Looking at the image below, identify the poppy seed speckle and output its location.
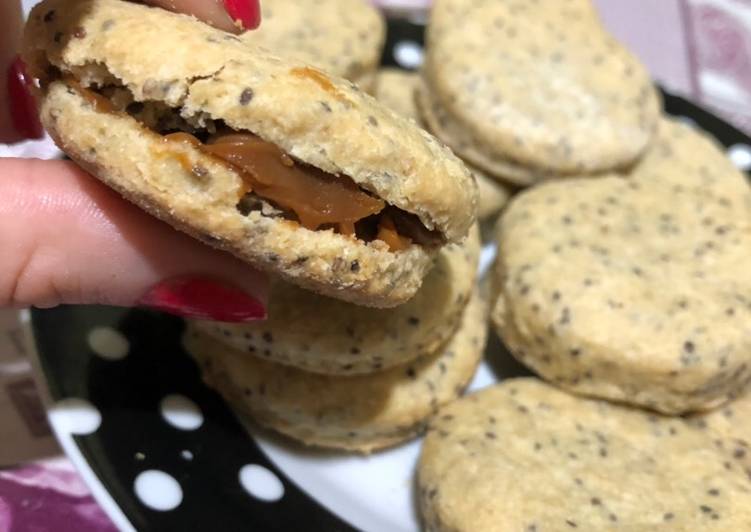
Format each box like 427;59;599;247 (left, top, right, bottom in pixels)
239;88;254;105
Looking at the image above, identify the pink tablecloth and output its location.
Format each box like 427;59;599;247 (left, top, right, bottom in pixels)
3;0;751;530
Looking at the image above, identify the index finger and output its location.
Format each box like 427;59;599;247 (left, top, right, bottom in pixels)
143;0;260;33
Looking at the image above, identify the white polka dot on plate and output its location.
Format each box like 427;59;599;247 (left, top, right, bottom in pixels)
49;398;102;435
180;450;194;461
394;41;424;69
87;327;129;360
239;464;285;502
728;144;751;171
159;395;204;431
134;470;183;511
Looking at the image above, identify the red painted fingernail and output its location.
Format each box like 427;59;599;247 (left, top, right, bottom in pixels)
7;57;44;140
223;0;261;31
138;276;266;323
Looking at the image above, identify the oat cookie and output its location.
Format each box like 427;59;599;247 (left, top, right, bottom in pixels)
374;68;423;122
375;68;510;219
242;0;385;91
184;291;487;453
491;120;751;413
473;167;511;221
192;225;480;375
420;0;660;185
24;0;477;307
419;378;751;531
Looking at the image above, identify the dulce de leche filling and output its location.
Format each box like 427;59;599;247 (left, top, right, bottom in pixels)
164;131;415;251
68;81;439;252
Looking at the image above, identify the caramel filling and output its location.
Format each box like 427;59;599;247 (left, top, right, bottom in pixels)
164;131;415;250
69;82;441;251
70;79;114;113
204;132;385;232
376;215;413;252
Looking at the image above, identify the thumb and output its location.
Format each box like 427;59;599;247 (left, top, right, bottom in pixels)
1;157;268;322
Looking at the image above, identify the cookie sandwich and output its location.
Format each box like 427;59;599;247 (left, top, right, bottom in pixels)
491;119;751;414
192;225;481;375
419;378;751;531
419;0;660;186
184;289;487;453
24;0;477;307
242;0;385;92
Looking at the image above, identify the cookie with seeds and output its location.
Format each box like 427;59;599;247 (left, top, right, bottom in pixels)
184;291;487;453
373;68;423;122
491;119;751;414
473;168;512;221
24;0;477;308
374;68;510;219
242;0;385;91
192;225;480;375
419;378;751;531
419;0;660;186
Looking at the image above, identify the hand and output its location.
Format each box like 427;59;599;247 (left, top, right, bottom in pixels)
0;0;268;323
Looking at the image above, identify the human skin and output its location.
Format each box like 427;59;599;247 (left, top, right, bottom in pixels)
1;0;268;323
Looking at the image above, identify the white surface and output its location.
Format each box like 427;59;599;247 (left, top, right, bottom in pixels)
87;327;130;361
159;394;204;431
238;464;285;502
133;470;183;511
728;144;751;171
256;432;422;531
49;398;102;436
393;40;425;69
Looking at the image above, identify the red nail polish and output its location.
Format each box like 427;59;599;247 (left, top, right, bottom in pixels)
7;57;44;140
223;0;261;31
138;276;266;323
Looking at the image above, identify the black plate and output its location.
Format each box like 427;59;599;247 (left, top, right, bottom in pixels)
31;18;751;532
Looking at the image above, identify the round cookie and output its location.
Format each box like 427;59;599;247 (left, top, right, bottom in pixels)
491;119;751;414
24;0;477;308
374;68;423;122
419;378;751;531
192;225;480;375
420;0;660;185
374;68;510;219
242;0;385;91
636;119;751;201
474;167;511;221
184;291;487;453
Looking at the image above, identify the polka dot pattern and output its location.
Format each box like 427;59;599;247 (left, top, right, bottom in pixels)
134;470;183;511
239;464;285;502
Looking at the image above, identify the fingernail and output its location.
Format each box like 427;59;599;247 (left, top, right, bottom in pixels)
7;57;44;140
138;276;266;322
223;0;261;31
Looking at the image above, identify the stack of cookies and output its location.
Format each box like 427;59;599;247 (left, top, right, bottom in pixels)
185;226;486;452
25;0;486;454
412;0;751;529
419;122;751;528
